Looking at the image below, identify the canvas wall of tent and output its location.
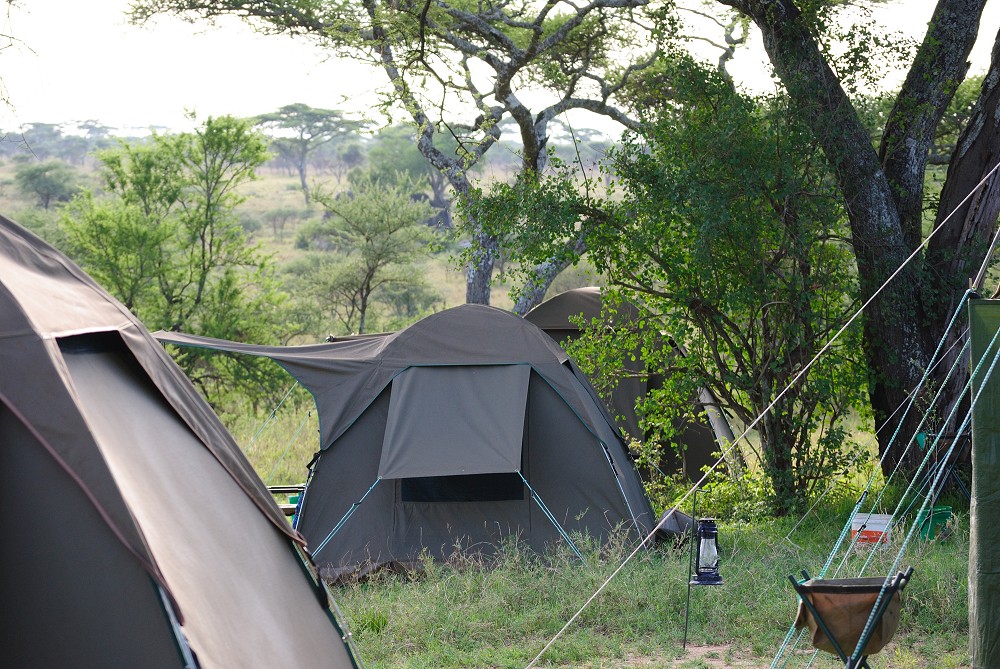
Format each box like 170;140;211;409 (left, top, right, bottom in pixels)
524;286;736;480
155;305;667;581
0;215;362;668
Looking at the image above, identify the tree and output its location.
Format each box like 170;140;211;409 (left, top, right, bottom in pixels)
366;124;454;228
708;0;1000;474
289;172;438;334
473;60;869;513
18;122;65;160
481;0;1000;477
129;0;677;307
60;115;288;405
14;160;80;209
252;103;365;205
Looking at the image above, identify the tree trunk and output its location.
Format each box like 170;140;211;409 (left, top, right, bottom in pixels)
511;257;570;315
923;28;1000;432
757;395;797;516
466;227;496;304
511;236;587;315
298;160;310;205
878;0;985;249
726;0;927;474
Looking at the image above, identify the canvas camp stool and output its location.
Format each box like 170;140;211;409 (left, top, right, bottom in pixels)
790;567;914;669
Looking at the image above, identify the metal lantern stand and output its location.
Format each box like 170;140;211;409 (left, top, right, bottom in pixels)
683;489;723;650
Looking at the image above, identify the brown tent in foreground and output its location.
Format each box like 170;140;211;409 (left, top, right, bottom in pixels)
525;287;736;479
0;215;361;669
156;306;660;581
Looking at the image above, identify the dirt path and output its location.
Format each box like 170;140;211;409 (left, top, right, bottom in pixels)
622;645;768;668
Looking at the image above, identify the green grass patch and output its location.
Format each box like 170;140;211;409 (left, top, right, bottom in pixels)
332;505;970;668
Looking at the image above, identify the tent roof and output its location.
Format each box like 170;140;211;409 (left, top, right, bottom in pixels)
523;286;605;330
524;286;736;467
156;305;620;452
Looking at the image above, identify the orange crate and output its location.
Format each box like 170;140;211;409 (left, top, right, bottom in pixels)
850;513;892;545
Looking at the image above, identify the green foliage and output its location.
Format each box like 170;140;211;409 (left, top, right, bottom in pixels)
363;124;454;226
9;207;66;247
801;2;916;98
288;171;441;335
262;206;311;240
363;125;435;190
472;56;869;515
128;0;681;303
60;115;290;406
14;160;81;209
695;468;775;524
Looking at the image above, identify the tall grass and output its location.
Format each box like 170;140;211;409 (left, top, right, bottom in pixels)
333;500;969;668
223;389;319;488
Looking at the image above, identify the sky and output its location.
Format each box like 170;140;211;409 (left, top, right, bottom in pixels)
1;0;999;136
0;1;386;134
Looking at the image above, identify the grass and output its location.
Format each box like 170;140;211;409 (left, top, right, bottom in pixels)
225;389;319;489
326;502;969;669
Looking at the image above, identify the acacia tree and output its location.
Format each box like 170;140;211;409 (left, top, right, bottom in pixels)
367;124;454;228
484;0;1000;475
14;160;80;209
128;0;680;307
706;0;1000;473
252;103;364;205
288;172;437;334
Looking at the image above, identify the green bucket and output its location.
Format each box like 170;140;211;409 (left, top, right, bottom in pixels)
916;505;952;540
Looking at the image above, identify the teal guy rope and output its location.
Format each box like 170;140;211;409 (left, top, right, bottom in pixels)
831;338;970;579
832;290;973;568
771;289;977;666
849;320;1000;663
312;479;381;558
244;381;299;457
783;326;970;544
844;341;971;575
518;472;586;562
599;441;646;542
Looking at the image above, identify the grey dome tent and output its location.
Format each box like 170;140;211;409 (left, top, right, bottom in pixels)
524;286;735;479
0;215;361;669
155;305;659;581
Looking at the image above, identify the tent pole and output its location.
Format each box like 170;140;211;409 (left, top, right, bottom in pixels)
969;299;1000;669
312;479;381;558
518;473;586;562
600;441;647;543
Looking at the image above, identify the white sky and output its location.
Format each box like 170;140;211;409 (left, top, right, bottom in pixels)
0;1;386;134
1;0;999;135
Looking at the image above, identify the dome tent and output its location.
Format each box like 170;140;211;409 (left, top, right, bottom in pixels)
156;305;662;581
525;286;736;480
0;215;361;669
